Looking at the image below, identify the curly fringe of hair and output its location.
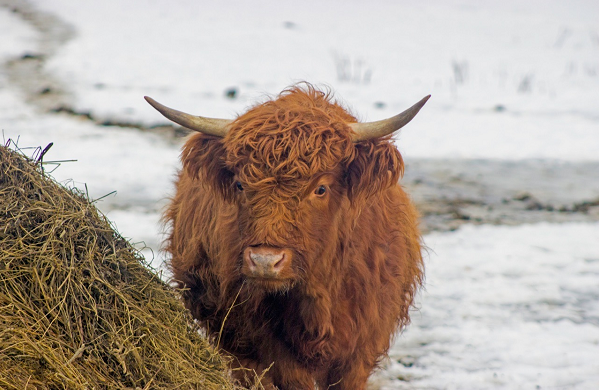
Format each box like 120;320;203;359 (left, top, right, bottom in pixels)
225;84;356;193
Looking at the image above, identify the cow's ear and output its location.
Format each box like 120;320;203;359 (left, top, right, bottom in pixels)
346;139;404;204
181;133;235;200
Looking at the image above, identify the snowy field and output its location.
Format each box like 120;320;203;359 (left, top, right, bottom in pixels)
373;223;599;389
1;0;598;388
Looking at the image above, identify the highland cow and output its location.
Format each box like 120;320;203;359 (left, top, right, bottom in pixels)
145;85;428;389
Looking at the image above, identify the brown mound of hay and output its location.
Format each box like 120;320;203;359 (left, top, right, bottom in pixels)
0;145;237;389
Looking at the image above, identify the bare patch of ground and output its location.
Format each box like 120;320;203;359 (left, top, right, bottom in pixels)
404;159;599;232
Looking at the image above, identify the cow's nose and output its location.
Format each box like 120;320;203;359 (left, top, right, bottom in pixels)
243;246;289;277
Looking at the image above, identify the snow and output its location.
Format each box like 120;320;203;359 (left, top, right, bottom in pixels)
24;0;599;160
0;7;36;58
1;0;598;388
373;223;599;389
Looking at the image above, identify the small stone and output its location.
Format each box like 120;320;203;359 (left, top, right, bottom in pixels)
225;87;238;99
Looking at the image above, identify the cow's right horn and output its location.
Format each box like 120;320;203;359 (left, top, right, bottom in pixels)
350;95;430;142
144;96;232;137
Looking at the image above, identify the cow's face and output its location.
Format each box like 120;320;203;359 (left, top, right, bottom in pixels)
223;99;356;292
181;90;404;293
232;165;350;292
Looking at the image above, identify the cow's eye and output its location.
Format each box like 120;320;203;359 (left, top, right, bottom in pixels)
314;185;327;196
235;181;244;191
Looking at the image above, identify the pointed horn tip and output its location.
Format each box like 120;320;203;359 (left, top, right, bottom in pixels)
144;96;159;107
143;96;177;118
419;94;432;106
410;94;431;113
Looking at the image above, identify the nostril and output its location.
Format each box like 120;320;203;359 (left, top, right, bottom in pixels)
272;253;286;270
248;255;257;267
244;249;257;269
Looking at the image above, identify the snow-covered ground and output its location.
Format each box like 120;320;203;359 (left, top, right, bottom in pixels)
373;223;599;389
1;0;598;388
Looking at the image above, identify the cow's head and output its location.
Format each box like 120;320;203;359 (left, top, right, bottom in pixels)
147;85;428;293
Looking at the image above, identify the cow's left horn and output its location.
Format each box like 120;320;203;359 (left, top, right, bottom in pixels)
144;96;232;137
350;95;431;142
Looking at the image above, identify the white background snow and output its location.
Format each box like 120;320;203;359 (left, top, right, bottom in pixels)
1;0;598;388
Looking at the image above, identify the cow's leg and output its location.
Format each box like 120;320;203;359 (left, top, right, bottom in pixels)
254;339;316;390
321;359;373;390
270;360;315;390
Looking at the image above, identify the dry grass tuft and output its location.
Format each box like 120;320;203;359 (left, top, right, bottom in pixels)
0;144;237;389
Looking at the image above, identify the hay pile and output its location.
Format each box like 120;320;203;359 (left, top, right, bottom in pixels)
0;145;237;389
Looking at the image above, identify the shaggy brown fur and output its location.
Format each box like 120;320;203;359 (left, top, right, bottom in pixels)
166;84;424;389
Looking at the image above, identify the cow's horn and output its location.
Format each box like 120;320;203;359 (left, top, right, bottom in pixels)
144;96;232;137
350;95;431;142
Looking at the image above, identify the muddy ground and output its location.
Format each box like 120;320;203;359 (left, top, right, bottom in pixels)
405;158;599;233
